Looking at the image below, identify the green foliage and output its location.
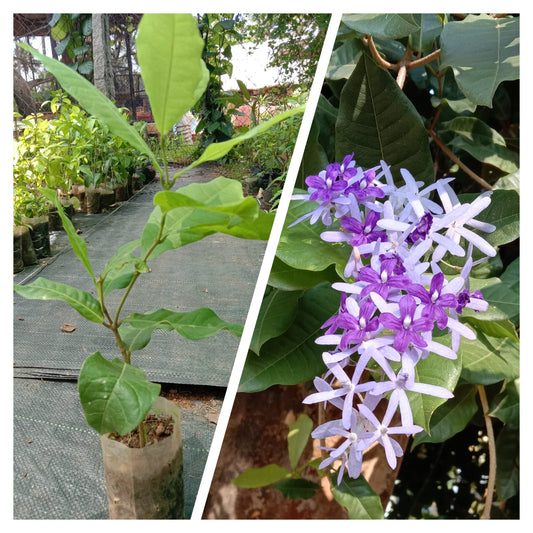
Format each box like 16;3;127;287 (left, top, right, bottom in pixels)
13;90;148;222
195;14;242;151
49;14;94;77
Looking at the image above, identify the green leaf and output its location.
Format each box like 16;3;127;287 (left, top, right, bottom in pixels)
100;240;146;296
40;187;95;283
288;414;314;470
411;385;479;447
119;308;243;353
335;52;434;186
494;170;519;192
495;427;519;501
144;177;273;258
407;337;463;432
273;479;320;500
464;317;519;342
458;330;520;385
440;15;519;107
297;117;330;185
78;352;161;435
250;287;301;355
409;14;443;54
14;278;104;323
326;38;363;80
136;14;209;137
269;256;340;292
17;43;157;168
239;283;340;393
331;474;384;519
276;201;350;273
172;106;305;179
231;464;290;488
342;13;420;40
489;379;519;429
450;137;518;174
466;276;519;324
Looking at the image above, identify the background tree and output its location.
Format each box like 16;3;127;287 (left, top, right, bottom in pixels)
194;13;244;151
241;14;331;89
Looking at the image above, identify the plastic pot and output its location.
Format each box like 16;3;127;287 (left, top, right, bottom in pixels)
100;396;185;519
86;185;101;214
21;215;50;258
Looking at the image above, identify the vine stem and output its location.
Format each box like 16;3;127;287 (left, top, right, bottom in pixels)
428;129;494;191
478;385;496;519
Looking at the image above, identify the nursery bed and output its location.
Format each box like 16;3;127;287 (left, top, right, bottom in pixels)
13;164;267;519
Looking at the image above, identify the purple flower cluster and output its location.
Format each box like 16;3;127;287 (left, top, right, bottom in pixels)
292;155;496;484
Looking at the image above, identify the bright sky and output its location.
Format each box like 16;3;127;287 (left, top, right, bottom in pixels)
221;42;285;91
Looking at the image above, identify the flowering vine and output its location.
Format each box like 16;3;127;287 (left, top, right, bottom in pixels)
292;154;496;484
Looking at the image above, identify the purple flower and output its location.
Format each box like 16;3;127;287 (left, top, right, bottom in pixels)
456;289;486;314
409;272;457;329
303;362;376;429
336;299;380;350
306;169;346;203
379;295;434;353
369;356;453;426
345;168;386;201
358;396;423;470
407;212;433;243
312;411;375;483
359;260;412;300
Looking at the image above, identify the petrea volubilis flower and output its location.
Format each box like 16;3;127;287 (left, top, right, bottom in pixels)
293;156;495;483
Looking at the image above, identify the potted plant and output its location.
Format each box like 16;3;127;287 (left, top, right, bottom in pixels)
14;13;304;519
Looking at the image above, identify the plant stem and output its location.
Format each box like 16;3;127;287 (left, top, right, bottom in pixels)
477;385;496;519
137;419;147;448
428;129;494;191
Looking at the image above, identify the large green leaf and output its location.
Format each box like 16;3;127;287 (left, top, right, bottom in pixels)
411;384;479;447
78;352;161;435
14;278;104;323
136;14;209;137
342;13;420;40
440;15;519;107
335;52;434;185
273;479;320;500
143;177;273;258
231;464;290;488
17;43;157;167
331;474;384;519
239;283;340;393
466;276;519;324
287;414;314;470
40;188;95;283
250;287;302;355
119;307;243;353
408;14;443;54
489;379;519;429
326;38;363;80
458;330;520;385
407;336;463;432
276;201;350;273
268;256;340;292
